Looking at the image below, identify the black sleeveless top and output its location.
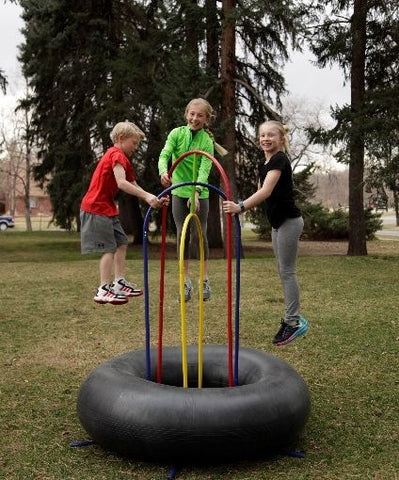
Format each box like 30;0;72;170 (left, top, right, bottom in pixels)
258;151;301;229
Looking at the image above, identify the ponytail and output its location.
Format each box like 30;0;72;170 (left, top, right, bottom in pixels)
282;124;290;155
205;127;228;157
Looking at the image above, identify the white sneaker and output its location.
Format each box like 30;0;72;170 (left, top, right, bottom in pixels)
94;284;128;305
111;278;143;297
184;279;193;302
202;279;211;301
178;279;193;303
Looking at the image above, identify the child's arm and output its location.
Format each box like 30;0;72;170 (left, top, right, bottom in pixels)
222;169;281;214
113;164;167;208
158;129;177;187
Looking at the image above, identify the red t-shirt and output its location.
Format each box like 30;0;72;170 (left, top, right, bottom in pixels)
81;146;136;216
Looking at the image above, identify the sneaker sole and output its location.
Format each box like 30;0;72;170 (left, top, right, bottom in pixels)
274;320;309;347
122;291;143;297
94;298;129;305
178;297;192;303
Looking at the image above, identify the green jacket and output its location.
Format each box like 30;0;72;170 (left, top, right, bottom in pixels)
158;126;214;198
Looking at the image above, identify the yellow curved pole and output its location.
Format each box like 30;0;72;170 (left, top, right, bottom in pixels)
190;154;198;214
179;212;205;388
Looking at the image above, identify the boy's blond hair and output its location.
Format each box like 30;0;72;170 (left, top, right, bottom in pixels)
110;121;146;144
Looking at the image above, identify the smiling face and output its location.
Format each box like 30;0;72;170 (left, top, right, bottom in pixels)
259;123;285;157
185;101;209;131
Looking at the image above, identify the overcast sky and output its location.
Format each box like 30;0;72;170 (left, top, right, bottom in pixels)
1;2;350;115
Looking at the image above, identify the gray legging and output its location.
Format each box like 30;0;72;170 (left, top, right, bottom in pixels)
172;195;209;260
271;216;304;324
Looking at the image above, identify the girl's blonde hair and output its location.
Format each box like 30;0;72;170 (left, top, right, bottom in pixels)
259;120;290;154
110;121;146;144
184;98;215;125
184;98;228;156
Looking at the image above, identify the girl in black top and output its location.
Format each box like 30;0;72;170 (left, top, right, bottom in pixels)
223;120;309;346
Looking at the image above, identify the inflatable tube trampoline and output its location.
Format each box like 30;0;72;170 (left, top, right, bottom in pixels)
77;345;310;463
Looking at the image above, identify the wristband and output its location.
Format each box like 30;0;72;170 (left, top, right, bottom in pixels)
196;187;202;195
238;200;245;212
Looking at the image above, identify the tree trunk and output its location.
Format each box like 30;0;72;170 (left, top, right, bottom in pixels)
24;146;32;232
221;0;238;257
347;0;368;256
205;0;223;249
185;0;200;61
207;188;223;248
24;105;32;232
205;0;219;78
394;190;399;226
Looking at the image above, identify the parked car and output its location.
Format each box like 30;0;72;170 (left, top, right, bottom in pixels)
0;215;15;231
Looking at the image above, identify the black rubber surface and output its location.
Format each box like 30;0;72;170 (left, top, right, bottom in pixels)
77;345;310;463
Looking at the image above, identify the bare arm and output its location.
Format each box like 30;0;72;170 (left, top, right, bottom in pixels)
113;163;168;209
222;169;281;214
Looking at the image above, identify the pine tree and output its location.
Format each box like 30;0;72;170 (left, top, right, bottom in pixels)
0;69;7;94
18;0;307;239
308;0;398;255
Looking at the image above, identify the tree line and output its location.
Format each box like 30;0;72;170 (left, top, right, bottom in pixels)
2;0;398;255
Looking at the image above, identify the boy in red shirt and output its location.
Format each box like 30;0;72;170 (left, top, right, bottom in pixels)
80;121;168;304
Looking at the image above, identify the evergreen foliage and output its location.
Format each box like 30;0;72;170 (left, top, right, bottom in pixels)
17;0;394;242
307;0;398;252
251;201;383;241
249;161;382;240
0;69;7;94
18;0;305;232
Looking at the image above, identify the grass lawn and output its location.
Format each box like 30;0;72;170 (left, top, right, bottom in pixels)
0;231;398;480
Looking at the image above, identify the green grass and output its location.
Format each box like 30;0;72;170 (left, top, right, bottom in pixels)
0;232;398;479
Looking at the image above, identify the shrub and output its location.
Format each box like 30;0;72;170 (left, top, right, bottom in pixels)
250;203;383;241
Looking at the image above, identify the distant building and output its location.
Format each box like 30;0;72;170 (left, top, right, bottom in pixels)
0;159;53;216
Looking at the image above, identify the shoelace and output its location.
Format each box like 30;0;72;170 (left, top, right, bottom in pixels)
278;322;297;337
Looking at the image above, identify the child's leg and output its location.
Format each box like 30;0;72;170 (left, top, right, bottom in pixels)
197;199;211;300
95;251;128;304
112;247;143;296
272;217;304;324
197;198;209;277
100;252;115;285
111;227;143;297
114;244;128;279
185;199;209;277
172;196;190;274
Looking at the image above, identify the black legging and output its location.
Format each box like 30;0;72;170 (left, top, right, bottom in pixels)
171;195;209;260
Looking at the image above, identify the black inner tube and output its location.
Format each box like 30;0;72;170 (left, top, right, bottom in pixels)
77;345;311;463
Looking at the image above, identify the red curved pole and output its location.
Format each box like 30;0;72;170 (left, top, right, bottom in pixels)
167;150;234;387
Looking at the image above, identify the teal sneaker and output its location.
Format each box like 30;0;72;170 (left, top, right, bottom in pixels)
272;316;309;346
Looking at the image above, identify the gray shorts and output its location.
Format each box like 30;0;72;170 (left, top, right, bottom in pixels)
80;211;129;254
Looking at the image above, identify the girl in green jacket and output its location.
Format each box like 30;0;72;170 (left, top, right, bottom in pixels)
158;98;215;302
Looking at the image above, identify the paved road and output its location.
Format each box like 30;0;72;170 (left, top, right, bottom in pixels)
377;214;399;238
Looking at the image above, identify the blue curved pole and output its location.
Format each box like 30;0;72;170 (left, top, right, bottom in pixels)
142;207;152;380
234;214;241;386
